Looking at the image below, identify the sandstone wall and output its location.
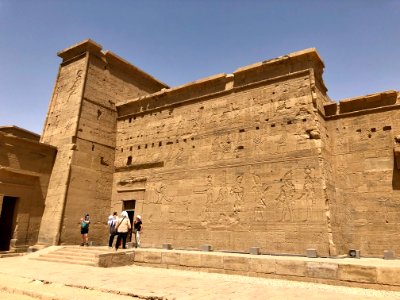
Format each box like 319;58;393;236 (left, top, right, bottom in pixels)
38;40;167;246
0;131;56;249
112;49;335;255
325;91;400;256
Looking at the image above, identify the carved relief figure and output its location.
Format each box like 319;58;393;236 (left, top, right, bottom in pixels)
155;183;170;204
276;170;296;221
195;175;214;213
253;131;264;153
220;135;233;153
297;167;316;221
251;172;271;221
231;175;244;213
174;147;185;166
67;69;83;101
205;175;214;209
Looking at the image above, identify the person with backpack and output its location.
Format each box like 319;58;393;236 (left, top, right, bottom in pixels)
80;213;90;246
115;211;131;251
108;212;118;248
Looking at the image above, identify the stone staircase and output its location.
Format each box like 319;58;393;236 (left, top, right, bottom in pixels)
30;246;113;266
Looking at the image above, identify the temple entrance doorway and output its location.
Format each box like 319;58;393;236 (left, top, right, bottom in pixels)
123;200;136;242
0;196;17;251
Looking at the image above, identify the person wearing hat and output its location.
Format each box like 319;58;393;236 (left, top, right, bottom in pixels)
107;212;118;248
115;211;131;250
133;215;142;248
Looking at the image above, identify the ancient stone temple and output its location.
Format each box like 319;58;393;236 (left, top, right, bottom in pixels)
1;39;399;257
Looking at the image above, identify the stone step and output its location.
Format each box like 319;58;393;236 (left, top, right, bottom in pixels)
33;256;97;267
58;247;111;254
52;250;100;258
38;253;96;263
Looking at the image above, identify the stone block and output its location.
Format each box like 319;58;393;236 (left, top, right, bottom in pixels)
162;252;180;265
275;260;306;277
377;267;400;286
249;257;275;274
338;265;377;283
180;253;202;267
200;254;224;269
249;247;260;255
142;251;162;264
126;242;134;249
162;243;172;250
348;249;361;259
200;244;212;252
384;250;396;260
223;256;249;272
306;262;338;279
306;248;317;258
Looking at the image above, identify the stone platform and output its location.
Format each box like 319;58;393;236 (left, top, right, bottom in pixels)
132;248;400;291
27;246;400;290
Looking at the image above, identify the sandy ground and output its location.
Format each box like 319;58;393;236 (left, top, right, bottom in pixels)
1;251;400;299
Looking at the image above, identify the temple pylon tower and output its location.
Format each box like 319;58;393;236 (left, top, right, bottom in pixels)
35;40;167;246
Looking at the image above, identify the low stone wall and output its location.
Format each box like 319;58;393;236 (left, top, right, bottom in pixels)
97;250;135;267
131;248;400;290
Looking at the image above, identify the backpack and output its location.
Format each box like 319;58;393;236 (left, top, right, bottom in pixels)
81;221;88;229
109;219;117;234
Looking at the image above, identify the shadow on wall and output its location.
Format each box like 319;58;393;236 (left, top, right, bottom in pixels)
392;160;400;190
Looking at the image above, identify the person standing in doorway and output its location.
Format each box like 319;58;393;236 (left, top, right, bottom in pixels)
80;213;90;246
108;212;118;248
134;215;142;248
115;211;131;251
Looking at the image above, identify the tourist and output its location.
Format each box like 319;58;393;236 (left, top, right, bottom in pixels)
115;211;131;250
80;213;90;246
133;215;142;248
107;212;118;248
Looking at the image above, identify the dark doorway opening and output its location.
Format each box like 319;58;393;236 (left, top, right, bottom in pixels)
0;196;18;251
123;200;136;242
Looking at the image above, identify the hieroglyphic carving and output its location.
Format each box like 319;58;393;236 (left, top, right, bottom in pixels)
276;170;295;221
211;134;237;160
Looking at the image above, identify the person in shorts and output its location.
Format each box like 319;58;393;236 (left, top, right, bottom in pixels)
80;213;90;246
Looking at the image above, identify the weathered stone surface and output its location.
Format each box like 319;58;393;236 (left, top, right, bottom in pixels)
200;254;224;269
338;265;377;283
249;257;276;274
142;251;162;264
162;252;180;265
0;128;56;251
306;249;317;258
223;256;249;272
249;247;260;255
376;267;400;286
383;250;396;260
275;260;306;277
180;253;202;267
2;39;400;260
306;262;338;279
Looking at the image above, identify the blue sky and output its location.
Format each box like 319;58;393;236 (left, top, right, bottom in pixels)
0;0;399;134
